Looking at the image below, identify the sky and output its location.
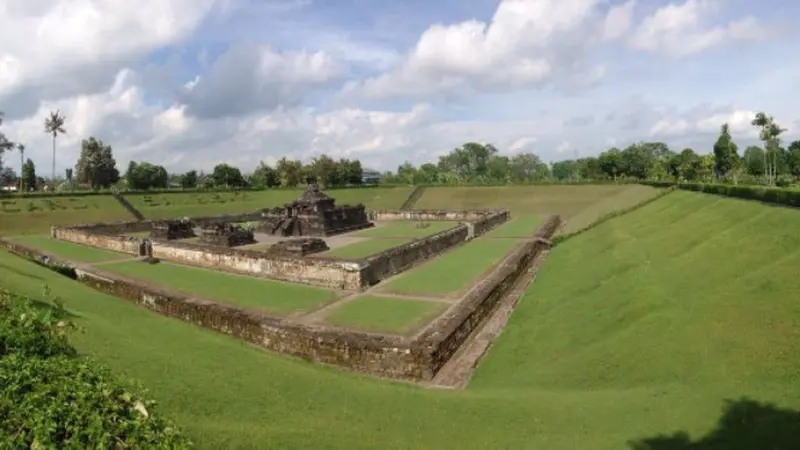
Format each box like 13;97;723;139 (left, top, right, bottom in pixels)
1;0;799;175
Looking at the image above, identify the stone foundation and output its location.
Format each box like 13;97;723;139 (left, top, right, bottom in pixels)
267;238;329;257
6;215;560;382
199;223;256;247
151;219;195;240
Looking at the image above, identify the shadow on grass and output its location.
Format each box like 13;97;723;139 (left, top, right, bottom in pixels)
629;398;800;450
0;261;45;281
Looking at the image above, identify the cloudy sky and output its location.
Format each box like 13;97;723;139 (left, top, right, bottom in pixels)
1;0;798;174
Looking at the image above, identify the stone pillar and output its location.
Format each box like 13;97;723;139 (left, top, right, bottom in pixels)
50;226;57;239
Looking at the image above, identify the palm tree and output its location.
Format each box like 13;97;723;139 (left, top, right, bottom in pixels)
44;110;67;183
16;143;25;192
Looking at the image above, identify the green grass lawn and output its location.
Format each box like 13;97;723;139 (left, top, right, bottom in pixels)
323;295;447;334
0;196;133;235
322;238;409;259
381;238;520;296
485;214;541;237
97;260;338;315
353;221;458;238
1;190;799;449
8;235;131;262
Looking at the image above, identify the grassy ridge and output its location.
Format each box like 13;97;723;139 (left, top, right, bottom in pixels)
1;189;798;448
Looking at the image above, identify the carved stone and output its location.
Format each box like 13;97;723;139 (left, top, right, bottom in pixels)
151;218;195;240
267;238;330;257
199;222;255;247
259;182;373;237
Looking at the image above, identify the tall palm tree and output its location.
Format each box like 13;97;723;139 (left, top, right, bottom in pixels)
44;110;66;183
16;143;25;192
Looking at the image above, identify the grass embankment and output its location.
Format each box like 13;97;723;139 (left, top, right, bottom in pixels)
7;236;130;262
0;197;131;236
485;214;541;238
1;190;799;448
414;185;662;225
381;238;520;296
323;295;446;334
97;261;338;316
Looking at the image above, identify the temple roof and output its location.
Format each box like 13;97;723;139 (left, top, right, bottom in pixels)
296;182;334;205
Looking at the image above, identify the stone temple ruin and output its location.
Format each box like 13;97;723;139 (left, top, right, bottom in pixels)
266;237;330;257
151;218;195;240
260;181;373;237
199;222;255;247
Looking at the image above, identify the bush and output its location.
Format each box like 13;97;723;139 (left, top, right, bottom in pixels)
0;289;191;448
640;181;800;208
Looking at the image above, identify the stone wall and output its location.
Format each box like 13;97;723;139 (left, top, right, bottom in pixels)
362;225;470;287
368;209;504;222
53;226;143;255
71;266;426;380
466;209;510;238
11;215;563;382
149;240;366;290
416;214;561;377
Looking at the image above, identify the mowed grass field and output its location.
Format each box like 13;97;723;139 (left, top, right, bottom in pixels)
0;196;132;236
413;184;662;233
2;187;799;448
97;260;339;316
7;235;130;262
322;295;447;334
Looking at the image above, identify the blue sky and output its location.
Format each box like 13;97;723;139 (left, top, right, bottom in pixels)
1;0;798;174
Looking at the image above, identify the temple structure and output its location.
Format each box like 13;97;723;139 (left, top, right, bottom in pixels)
259;182;373;237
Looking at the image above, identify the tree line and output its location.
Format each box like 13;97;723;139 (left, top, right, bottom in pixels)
1;109;799;193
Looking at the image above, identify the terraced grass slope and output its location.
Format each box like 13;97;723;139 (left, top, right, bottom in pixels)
413;184;661;232
1;190;798;449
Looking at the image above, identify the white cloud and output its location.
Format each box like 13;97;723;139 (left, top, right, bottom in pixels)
0;0;216;115
630;0;769;57
603;0;637;41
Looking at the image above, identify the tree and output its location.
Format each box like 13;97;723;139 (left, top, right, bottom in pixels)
510;153;550;182
251;162;279;188
21;158;36;191
180;170;198;188
0;167;16;188
751;112;786;185
0;112;14;185
598;148;625;180
75;137;119;189
713;123;739;180
44;110;67;182
742;145;766;177
126;161;169;190
275;157;303;187
15;143;25;191
211;163;245;187
308;154;338;187
787;141;800;178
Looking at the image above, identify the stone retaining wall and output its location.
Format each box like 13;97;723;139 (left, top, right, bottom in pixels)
53;226;143;254
2;215;562;382
362;225;469;287
368;209;507;222
417;214;561;377
149;240;365;290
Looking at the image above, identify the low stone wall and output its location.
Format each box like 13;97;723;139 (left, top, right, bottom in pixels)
368;209;505;222
149;240;365;290
468;209;510;237
56;219;153;236
417;214;562;377
53;226;143;255
63;264;421;379
362;225;470;287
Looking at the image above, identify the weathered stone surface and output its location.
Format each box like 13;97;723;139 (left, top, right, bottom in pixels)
199;222;255;247
267;238;329;257
151;219;195;240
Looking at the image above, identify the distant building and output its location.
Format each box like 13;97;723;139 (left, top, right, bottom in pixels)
361;171;381;185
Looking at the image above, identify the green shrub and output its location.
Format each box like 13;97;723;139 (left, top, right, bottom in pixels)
0;289;191;448
649;182;800;207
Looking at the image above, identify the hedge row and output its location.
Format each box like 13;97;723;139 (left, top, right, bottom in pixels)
0;289;191;448
639;181;800;207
